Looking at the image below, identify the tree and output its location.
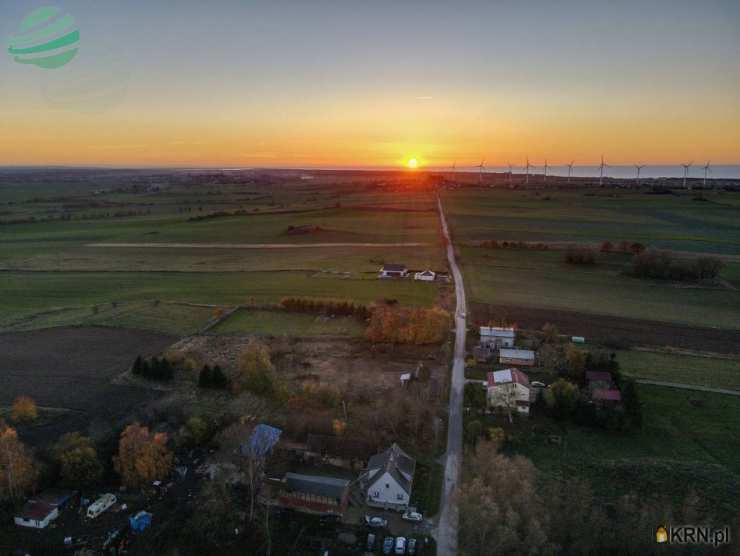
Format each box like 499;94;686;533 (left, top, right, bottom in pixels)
544;379;580;419
186;480;240;546
53;433;103;487
464;383;486;410
464;420;482;447
541;323;560;344
0;423;38;500
11;396;38;424
114;424;172;488
236;339;275;395
565;344;586;381
458;442;549;555
184;416;210;447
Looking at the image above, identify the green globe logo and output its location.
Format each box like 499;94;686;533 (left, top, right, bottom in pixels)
8;6;80;69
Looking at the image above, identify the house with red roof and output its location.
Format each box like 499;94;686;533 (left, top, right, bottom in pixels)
486;368;531;417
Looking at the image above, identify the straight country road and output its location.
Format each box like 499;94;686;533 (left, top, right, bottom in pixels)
435;196;466;556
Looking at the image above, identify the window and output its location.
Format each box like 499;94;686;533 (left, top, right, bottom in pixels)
397;493;404;501
385;483;390;489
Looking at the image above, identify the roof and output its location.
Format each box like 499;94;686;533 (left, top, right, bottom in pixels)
241;424;282;458
586;371;612;383
480;326;515;338
17;501;56;521
284;473;349;499
416;270;435;276
381;264;407;272
488;368;530;387
32;489;76;508
592;389;622;401
499;348;535;360
367;443;416;495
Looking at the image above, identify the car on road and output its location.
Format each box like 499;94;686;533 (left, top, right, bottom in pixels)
367;533;376;551
395;536;407;554
383;536;395;554
407;538;417;554
402;509;423;522
365;515;388;528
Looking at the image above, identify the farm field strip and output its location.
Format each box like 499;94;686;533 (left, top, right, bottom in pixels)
87;241;433;248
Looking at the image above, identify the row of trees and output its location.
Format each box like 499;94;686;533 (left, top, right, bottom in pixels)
459;441;720;556
481;240;549;251
365;305;451;344
132;356;174;381
630;249;724;281
564;246;598;265
279;297;371;319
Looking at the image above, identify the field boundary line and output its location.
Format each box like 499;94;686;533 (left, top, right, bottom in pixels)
636;379;740;397
86;242;432;249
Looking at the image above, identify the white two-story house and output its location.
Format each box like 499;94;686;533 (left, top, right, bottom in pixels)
487;368;531;417
362;443;416;511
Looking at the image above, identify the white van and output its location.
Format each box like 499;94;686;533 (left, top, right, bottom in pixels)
86;494;116;519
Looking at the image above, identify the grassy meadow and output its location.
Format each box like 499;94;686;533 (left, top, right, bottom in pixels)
617;349;740;390
506;385;740;517
211;308;366;337
458;246;740;329
0;173;445;335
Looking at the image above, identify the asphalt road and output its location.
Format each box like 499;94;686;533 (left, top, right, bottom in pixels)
435;196;466;556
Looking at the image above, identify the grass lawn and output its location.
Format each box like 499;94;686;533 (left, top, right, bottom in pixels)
617;349;740;391
443;189;740;255
458;246;740;329
212;308;366;337
503;385;740;517
410;458;444;517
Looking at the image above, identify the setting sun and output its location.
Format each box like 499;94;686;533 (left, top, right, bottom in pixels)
407;158;419;169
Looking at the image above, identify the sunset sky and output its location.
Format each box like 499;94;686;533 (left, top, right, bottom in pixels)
1;0;738;168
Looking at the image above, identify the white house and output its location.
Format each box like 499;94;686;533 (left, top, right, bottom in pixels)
487;368;531;416
363;443;416;511
499;348;535;366
479;326;515;349
414;270;436;281
379;264;408;279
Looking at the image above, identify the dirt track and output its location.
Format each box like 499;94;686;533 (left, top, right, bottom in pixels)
470;303;740;354
87;242;431;249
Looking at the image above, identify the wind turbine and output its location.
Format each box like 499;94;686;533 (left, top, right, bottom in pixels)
635;164;645;187
681;161;693;190
567;161;575;184
543;159;548;183
702;161;711;188
599;155;608;186
478;159;485;185
525;157;531;185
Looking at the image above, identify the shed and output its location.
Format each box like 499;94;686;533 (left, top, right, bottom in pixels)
499;348;535;366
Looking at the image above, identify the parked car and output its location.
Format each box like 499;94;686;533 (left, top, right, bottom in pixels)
365;515;388;528
395;536;407;555
407;538;417;554
402;508;423;522
367;533;376;551
383;536;395;555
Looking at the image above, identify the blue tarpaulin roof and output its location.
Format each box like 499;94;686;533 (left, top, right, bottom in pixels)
241;424;282;458
129;511;152;532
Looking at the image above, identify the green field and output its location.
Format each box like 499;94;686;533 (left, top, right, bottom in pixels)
458;246;740;329
212;308;365;337
508;385;740;517
0;175;446;335
443;189;740;255
617;350;740;391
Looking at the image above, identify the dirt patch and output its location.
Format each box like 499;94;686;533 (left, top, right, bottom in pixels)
470;303;740;355
168;335;446;398
0;326;176;444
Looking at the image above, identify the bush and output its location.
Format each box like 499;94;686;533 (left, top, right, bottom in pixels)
464;383;487;410
630;250;723;281
279;297;370;320
544;379;580;419
365;305;451;344
11;396;38;424
564;247;597;265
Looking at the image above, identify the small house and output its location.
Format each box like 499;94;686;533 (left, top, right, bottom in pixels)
499;348;535;366
363;443;416;511
15;490;78;529
585;371;613;392
276;473;350;516
479;327;515;349
379;264;408;279
487;368;531;416
414;270;436;281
